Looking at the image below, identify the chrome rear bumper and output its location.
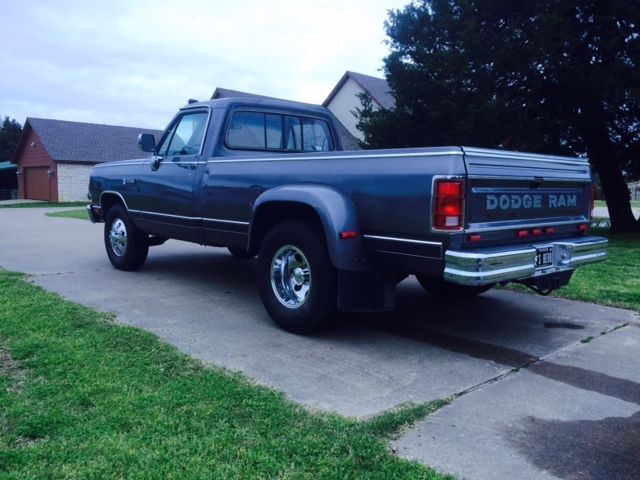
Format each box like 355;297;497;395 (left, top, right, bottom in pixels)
444;236;608;286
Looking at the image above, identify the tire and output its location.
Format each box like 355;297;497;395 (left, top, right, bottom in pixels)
416;275;495;300
104;204;149;271
257;220;336;334
228;247;255;259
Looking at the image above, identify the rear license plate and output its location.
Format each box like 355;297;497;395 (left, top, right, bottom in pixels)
535;246;554;268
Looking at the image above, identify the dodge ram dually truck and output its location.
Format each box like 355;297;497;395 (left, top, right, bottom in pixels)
87;97;607;333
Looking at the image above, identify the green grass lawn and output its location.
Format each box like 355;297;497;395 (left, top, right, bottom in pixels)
594;199;640;209
45;209;88;220
506;229;640;313
0;270;450;479
0;201;88;209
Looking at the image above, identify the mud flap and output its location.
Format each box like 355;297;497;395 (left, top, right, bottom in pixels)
337;269;396;312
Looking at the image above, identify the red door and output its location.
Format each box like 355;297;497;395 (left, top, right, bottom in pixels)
24;167;51;201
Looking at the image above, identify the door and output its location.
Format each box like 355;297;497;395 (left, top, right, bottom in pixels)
24;167;51;201
137;109;209;241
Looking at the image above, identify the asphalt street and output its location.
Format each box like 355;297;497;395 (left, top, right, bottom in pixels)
1;206;638;480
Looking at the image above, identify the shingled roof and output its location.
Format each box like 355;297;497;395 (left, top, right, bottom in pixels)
14;118;163;164
211;87;361;150
322;71;395;110
212;87;290;102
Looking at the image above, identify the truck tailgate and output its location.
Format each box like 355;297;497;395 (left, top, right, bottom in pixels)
462;147;592;243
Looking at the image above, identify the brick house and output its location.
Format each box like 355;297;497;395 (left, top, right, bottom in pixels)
12;118;161;201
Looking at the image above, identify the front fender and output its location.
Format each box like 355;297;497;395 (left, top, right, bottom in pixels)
250;184;372;271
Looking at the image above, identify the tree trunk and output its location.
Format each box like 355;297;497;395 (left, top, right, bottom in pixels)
583;124;639;233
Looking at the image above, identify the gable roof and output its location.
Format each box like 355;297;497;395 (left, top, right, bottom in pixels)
13;118;163;164
211;87;361;150
212;87;288;102
322;71;395;110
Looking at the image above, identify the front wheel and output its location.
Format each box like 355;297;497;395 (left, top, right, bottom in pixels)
257;220;336;334
104;204;149;271
416;276;495;299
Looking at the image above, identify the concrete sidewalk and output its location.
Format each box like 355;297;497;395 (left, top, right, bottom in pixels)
394;325;640;480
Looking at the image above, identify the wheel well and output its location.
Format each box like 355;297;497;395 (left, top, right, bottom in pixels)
250;202;324;253
100;193;125;218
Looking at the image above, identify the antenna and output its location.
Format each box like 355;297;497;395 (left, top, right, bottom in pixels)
187;99;198;104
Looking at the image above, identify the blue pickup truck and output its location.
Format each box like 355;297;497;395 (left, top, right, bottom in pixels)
88;97;607;333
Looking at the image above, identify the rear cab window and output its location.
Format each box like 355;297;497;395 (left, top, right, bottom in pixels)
226;110;334;152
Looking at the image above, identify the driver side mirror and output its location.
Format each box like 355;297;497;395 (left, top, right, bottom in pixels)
138;133;156;152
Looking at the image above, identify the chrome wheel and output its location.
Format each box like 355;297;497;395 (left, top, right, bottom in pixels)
109;218;128;257
270;245;312;309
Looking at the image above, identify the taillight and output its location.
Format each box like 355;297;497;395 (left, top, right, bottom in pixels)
433;180;464;231
339;231;358;239
590;185;596;218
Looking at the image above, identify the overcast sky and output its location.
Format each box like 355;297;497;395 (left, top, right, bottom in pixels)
0;0;408;130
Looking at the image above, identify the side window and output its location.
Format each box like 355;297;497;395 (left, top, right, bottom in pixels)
156;123;177;157
227;112;265;148
266;114;282;149
284;116;301;151
162;112;208;157
227;112;285;150
302;118;333;152
225;111;334;152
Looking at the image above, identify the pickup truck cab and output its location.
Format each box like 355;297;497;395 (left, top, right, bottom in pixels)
88;97;607;333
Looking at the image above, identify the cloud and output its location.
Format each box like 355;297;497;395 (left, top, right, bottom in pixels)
0;0;406;129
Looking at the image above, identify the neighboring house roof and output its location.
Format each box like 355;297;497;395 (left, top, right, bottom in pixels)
210;87;361;150
12;118;163;164
212;87;296;102
0;161;17;171
322;71;395;110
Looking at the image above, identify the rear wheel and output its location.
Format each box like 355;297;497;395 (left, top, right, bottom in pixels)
416;275;494;299
257;220;336;334
104;204;149;271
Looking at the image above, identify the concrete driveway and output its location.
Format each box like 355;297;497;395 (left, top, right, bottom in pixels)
1;207;638;480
